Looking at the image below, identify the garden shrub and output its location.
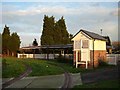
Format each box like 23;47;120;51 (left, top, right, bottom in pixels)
98;59;108;67
57;55;73;65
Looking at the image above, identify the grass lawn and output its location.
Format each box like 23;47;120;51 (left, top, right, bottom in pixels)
21;59;64;76
46;60;93;73
2;57;26;78
73;79;119;88
2;57;93;78
2;57;117;78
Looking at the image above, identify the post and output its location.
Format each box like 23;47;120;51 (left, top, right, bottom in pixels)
76;51;78;68
33;49;35;59
86;61;88;69
115;54;117;65
47;46;49;60
53;49;55;59
100;29;102;36
93;39;95;68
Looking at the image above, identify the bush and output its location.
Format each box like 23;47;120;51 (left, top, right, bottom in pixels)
57;55;73;65
98;59;108;67
2;59;7;68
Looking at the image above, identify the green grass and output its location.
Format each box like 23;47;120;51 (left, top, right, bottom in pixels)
73;80;119;88
2;57;26;78
2;57;91;78
21;59;64;76
2;57;117;78
46;60;92;73
2;57;64;78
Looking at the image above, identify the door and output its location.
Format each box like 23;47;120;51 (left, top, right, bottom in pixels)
81;40;90;61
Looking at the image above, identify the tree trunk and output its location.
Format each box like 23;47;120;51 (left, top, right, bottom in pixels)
12;52;14;57
7;49;9;56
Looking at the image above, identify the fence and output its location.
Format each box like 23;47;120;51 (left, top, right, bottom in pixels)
18;54;33;58
18;53;73;60
107;54;120;65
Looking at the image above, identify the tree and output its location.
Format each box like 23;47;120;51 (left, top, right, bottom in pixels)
32;38;38;46
2;25;11;56
2;25;21;56
41;15;70;45
0;33;2;54
56;16;70;44
10;32;21;56
69;34;73;43
112;41;120;53
41;15;55;45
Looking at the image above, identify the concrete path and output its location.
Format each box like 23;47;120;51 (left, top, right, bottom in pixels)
3;73;82;88
71;73;82;87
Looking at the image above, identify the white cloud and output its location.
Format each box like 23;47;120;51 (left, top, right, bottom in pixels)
111;8;119;16
2;4;116;16
1;2;118;46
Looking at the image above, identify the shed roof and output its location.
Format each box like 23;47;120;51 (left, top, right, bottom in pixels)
73;29;106;41
21;44;73;50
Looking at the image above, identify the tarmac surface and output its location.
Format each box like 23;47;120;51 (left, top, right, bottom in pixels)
81;67;119;84
2;73;82;88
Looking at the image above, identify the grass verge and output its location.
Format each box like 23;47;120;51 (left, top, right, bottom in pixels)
2;57;26;78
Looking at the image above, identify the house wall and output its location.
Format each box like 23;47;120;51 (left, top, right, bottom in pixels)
94;40;106;50
72;32;90;41
89;40;106;50
90;50;106;67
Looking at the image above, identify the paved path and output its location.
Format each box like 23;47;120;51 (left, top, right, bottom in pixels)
81;67;119;84
3;73;82;88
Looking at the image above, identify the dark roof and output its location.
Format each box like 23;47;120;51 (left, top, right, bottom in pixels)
73;29;106;41
41;44;73;49
21;44;73;50
21;46;41;49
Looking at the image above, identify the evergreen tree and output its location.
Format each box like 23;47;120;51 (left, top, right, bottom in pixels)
54;20;62;44
56;16;70;44
69;34;73;43
2;25;10;35
41;15;55;45
0;33;2;54
2;25;11;56
32;38;38;46
2;25;21;56
10;32;21;56
41;15;70;45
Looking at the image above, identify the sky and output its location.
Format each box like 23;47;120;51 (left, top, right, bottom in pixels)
0;1;119;47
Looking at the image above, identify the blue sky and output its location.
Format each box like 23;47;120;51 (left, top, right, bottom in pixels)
0;1;118;47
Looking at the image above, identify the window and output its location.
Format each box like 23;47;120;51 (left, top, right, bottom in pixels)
82;40;89;48
74;40;81;49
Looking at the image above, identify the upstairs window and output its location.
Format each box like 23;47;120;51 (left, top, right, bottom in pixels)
82;40;89;48
74;40;81;49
